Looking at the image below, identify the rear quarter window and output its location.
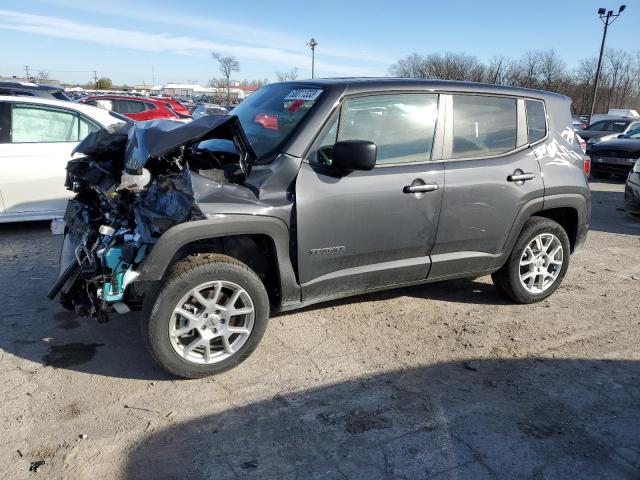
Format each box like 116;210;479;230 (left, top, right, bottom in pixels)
525;99;547;143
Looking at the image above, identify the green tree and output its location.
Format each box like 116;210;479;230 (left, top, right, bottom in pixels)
96;77;112;90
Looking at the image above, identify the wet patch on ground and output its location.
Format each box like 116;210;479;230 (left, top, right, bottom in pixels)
42;343;104;368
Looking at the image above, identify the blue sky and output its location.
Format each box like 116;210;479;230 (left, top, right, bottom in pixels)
0;0;637;86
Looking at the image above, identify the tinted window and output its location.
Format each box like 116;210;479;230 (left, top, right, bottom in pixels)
338;94;438;165
11;105;79;143
115;100;146;114
0;88;11;96
452;95;516;158
587;120;629;132
0;102;10;143
526;99;546;143
14;90;37;97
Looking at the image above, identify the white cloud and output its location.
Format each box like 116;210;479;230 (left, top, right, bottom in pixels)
0;10;385;76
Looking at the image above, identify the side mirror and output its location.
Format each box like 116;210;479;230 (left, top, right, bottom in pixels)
617;134;625;138
331;140;376;171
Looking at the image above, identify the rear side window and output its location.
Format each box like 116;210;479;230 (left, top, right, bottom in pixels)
452;95;516;158
525;100;546;143
115;100;146;114
338;93;438;165
11;105;79;143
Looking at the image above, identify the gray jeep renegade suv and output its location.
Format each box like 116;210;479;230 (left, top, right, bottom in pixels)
50;79;590;378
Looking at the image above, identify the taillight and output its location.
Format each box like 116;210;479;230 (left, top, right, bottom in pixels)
583;155;591;176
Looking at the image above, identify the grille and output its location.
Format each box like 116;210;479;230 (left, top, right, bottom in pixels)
594;149;638;159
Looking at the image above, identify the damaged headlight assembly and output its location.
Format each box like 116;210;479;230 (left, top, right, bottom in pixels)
48;115;254;320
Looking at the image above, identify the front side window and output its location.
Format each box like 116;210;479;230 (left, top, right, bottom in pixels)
452;95;516;158
338;94;438;165
79;117;100;139
588;120;629;132
231;83;324;159
526;99;546;143
115;100;146;114
11;105;79;143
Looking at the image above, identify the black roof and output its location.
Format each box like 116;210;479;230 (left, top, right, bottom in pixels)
0;81;71;101
279;77;568;101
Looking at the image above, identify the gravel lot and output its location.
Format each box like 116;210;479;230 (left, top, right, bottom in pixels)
1;179;639;479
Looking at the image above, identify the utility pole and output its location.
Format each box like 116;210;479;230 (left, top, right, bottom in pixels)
306;38;318;78
152;66;155;86
589;5;626;122
92;70;98;90
24;65;31;81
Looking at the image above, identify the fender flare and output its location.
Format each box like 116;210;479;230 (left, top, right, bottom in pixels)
136;215;300;306
495;193;589;269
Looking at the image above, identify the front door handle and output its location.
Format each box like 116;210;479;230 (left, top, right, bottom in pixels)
403;183;440;194
507;172;536;182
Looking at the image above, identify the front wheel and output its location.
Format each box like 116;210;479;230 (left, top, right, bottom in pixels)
143;254;270;379
492;217;570;304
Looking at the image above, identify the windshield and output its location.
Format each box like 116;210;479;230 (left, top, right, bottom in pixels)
231;84;324;159
623;125;640;139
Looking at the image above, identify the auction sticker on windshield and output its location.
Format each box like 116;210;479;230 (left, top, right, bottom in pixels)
284;89;323;101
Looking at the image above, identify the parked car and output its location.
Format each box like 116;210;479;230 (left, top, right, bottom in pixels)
625;159;640;215
50;79;590;378
589;125;640;178
152;97;192;119
0;96;126;222
78;95;188;121
0;81;72;101
192;103;229;119
581;118;640;147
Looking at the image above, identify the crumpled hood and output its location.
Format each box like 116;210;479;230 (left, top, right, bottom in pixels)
73;114;255;172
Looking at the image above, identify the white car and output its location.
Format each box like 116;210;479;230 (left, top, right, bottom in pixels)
0;96;126;223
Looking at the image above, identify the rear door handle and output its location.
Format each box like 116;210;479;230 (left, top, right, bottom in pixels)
507;172;536;182
403;183;439;193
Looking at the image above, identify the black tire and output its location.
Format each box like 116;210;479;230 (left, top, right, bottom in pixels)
590;169;609;179
492;217;571;304
143;254;269;379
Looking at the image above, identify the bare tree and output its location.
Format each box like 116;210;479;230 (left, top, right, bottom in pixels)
275;68;299;82
212;52;240;102
389;48;640;114
36;70;50;81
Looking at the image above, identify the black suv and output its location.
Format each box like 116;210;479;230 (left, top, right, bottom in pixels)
50;79;591;378
0;81;71;101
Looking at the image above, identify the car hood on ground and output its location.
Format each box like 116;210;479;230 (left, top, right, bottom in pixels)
589;138;640;154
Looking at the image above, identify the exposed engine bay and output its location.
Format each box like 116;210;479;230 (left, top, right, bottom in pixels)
48;115;255;320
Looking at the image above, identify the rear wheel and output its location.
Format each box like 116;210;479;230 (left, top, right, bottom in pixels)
492;217;570;304
143;254;269;379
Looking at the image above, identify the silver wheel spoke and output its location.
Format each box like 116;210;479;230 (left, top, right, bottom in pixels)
193;290;210;307
221;335;234;354
226;289;242;308
175;308;200;324
230;306;253;317
227;327;251;335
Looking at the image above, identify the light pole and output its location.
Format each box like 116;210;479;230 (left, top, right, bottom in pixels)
307;38;318;78
589;5;626;122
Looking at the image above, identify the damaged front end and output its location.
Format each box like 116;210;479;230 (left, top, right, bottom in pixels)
48;115;255;320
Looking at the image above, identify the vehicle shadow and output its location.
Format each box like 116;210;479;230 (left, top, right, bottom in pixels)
124;358;640;479
589;178;640;236
0;223;507;382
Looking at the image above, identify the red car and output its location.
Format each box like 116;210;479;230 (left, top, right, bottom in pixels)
79;95;191;121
